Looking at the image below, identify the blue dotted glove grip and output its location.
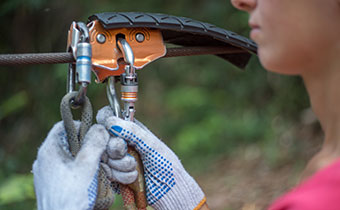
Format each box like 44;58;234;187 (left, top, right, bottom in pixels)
87;170;98;210
109;126;176;205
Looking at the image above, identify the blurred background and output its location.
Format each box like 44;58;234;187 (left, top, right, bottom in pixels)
0;0;323;209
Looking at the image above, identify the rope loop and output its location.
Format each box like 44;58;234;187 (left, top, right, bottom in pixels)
60;92;115;210
60;91;93;156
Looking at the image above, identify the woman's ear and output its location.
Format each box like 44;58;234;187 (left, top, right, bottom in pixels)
231;0;256;12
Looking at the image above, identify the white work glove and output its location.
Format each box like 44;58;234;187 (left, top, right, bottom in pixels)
100;137;138;185
33;121;110;210
97;106;206;210
97;106;138;185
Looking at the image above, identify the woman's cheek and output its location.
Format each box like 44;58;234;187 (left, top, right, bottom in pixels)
257;43;302;75
257;44;283;74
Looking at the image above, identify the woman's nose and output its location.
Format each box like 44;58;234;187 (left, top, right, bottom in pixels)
231;0;256;12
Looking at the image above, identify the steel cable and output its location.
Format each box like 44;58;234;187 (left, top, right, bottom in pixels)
0;46;244;66
0;52;74;65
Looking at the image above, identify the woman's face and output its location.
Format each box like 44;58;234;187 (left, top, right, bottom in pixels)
231;0;340;75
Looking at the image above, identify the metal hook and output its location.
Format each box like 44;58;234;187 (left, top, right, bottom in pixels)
117;38;135;66
77;22;90;43
114;38;146;210
67;63;76;93
106;76;121;117
115;38;138;121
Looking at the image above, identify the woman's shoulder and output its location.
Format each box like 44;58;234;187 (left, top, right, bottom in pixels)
268;158;340;210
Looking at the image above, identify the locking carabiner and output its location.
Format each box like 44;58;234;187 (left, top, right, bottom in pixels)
105;37;147;210
117;38;138;121
66;22;92;107
106;76;121;117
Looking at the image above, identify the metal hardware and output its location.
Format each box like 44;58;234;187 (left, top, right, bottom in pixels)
117;38;135;67
117;38;138;121
67;64;76;93
66;22;78;95
113;37;147;210
68;22;80;60
66;21;92;106
96;33;106;44
77;22;90;42
72;83;88;107
88;21;166;82
76;42;92;84
106;76;121;117
120;67;138;121
0;46;244;66
135;33;145;43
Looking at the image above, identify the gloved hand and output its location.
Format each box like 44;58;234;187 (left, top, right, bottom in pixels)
95;106;138;186
97;106;206;210
33;117;139;210
33;121;111;210
100;136;138;185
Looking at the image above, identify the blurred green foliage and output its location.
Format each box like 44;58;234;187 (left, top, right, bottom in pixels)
0;0;309;209
0;91;28;120
0;174;34;205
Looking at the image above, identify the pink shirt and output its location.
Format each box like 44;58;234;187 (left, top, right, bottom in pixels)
269;159;340;210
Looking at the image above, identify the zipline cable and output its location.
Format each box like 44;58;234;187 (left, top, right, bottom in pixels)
0;46;244;66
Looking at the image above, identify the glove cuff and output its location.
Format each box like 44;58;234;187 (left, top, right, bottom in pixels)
151;168;205;210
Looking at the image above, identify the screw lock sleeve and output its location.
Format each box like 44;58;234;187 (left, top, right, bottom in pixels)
76;42;92;84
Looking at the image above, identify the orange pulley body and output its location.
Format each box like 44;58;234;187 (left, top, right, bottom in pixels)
67;20;166;83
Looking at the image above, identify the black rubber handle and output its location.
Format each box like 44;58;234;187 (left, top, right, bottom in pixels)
88;12;257;69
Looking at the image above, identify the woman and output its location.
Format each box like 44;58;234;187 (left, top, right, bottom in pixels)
33;0;340;209
231;0;340;179
230;0;340;209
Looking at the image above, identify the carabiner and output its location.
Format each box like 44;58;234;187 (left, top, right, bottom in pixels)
117;38;135;66
116;38;138;121
106;76;121;117
66;21;92;107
